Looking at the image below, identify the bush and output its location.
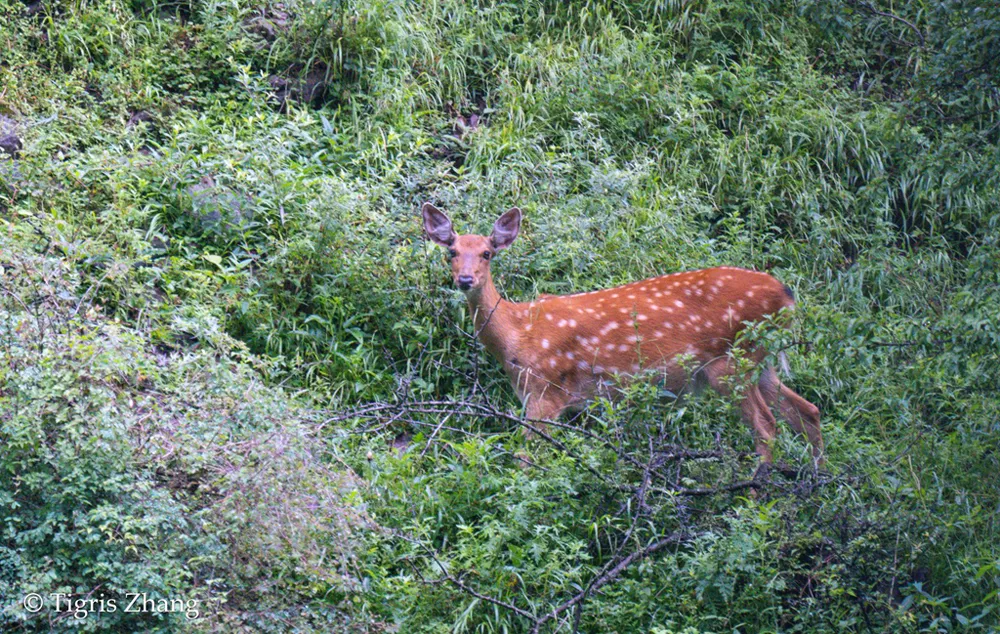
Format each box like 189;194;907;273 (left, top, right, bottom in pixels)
0;241;374;632
1;0;997;631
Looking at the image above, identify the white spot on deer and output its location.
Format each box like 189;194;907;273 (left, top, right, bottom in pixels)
639;286;647;291
684;288;692;296
546;314;553;321
655;292;663;298
585;308;595;314
525;324;533;331
637;314;648;321
663;322;673;329
566;351;575;360
618;344;629;352
578;360;589;370
724;275;734;280
627;335;639;343
612;293;619;298
590;336;600;344
599;321;620;335
746;291;755;298
631;364;640;372
549;358;557;368
695;288;703;296
628;294;635;300
695;326;702;332
737;299;746;308
569;319;577;327
704;321;713;328
594;365;605;374
558;319;567;327
541;339;550;349
620;307;630;314
674;300;684;307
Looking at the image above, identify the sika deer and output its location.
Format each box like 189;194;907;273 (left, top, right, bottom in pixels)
422;203;824;465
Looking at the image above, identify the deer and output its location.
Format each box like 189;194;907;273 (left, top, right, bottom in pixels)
421;202;825;466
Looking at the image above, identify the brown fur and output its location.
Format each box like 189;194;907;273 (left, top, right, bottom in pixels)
422;203;825;465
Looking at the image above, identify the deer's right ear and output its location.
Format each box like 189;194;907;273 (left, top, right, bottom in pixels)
422;202;456;247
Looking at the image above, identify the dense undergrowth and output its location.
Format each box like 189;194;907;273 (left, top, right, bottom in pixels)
1;0;998;632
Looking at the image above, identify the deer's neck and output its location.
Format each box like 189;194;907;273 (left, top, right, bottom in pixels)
466;276;519;362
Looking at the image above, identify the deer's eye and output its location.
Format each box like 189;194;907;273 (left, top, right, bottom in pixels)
447;249;457;259
482;251;492;260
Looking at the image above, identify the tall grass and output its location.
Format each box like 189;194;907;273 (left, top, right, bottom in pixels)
1;0;998;631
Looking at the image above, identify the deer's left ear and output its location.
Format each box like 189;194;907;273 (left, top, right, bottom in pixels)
422;202;456;247
491;207;521;251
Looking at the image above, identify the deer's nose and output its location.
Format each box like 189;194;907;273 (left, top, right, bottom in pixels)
457;275;474;290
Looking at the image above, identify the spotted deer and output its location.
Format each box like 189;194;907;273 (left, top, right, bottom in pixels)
422;203;824;465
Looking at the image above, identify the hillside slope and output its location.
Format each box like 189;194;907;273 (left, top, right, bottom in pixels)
1;0;998;631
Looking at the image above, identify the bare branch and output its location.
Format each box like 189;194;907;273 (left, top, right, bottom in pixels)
531;531;695;634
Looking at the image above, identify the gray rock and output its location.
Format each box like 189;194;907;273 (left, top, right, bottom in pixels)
185;175;254;234
0;135;22;158
127;110;154;128
0;116;20;158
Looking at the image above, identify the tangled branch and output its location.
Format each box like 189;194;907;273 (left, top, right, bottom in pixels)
331;393;839;632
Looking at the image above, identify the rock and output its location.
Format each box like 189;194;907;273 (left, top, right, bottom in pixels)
245;3;290;42
268;63;334;110
22;1;44;17
0;135;20;158
390;433;413;456
0;116;20;158
127;110;154;128
185;175;254;235
455;114;480;137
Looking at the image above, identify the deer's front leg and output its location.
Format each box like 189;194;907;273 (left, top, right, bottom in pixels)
522;390;568;438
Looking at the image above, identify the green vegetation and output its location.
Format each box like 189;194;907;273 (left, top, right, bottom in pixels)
1;0;998;632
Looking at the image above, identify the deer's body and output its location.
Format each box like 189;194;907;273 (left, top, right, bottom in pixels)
423;204;824;465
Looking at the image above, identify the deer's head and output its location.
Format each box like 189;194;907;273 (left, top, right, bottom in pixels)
422;203;521;293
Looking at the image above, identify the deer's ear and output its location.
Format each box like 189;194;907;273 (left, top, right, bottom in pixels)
491;207;521;251
422;202;456;247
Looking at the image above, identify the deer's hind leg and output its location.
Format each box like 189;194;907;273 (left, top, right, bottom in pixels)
759;367;825;466
701;358;778;464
